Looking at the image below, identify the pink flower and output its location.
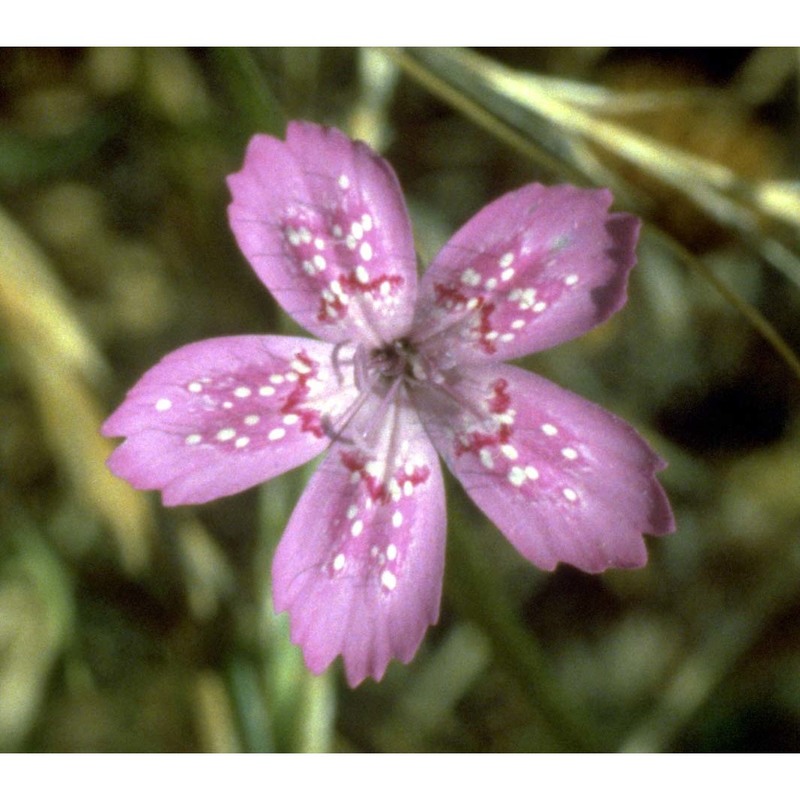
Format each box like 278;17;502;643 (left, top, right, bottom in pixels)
103;121;674;686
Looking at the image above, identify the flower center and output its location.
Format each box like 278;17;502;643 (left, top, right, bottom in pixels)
327;337;456;449
369;338;415;382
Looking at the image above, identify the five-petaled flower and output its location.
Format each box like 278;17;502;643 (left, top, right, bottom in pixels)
102;121;675;686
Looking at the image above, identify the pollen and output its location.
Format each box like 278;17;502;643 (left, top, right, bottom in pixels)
268;427;286;441
511;287;537;310
392;510;403;528
542;423;558;436
365;461;383;478
185;434;202;445
524;465;540;481
155;398;172;412
216;428;236;442
291;358;312;374
500;443;518;460
461;268;480;287
338;174;350;190
381;570;397;591
233;386;251;398
508;466;526;487
351;519;364;537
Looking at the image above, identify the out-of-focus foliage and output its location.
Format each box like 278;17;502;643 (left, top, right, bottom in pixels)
1;47;799;753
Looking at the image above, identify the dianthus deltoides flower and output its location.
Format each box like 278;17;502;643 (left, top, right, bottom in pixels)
103;121;674;686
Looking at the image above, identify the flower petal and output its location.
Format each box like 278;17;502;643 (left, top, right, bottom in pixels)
272;393;445;687
413;184;639;364
102;335;356;505
227;122;418;348
416;363;674;573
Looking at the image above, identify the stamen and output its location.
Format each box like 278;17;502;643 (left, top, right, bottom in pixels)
320;347;388;446
425;372;498;428
357;376;403;449
331;340;354;386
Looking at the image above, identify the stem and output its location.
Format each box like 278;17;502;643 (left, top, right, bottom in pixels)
446;503;604;751
648;227;800;383
618;535;800;752
384;47;581;183
387;47;800;386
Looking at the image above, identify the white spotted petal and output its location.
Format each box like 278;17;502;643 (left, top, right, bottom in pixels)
416;363;674;573
102;335;356;505
272;392;446;687
104;122;675;687
414;184;640;364
227;121;418;348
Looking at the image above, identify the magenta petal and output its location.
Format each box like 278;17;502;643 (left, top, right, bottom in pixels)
227;122;418;347
413;184;639;363
417;363;674;573
272;397;446;686
102;335;352;505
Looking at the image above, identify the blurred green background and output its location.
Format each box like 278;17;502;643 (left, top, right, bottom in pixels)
1;47;799;753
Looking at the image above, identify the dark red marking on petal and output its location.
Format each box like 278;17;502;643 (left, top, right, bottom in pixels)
474;300;498;355
339;449;390;503
453;378;514;458
279;349;325;438
487;378;511;414
392;463;430;489
433;282;470;309
340;270;404;298
339;447;431;506
432;282;499;355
